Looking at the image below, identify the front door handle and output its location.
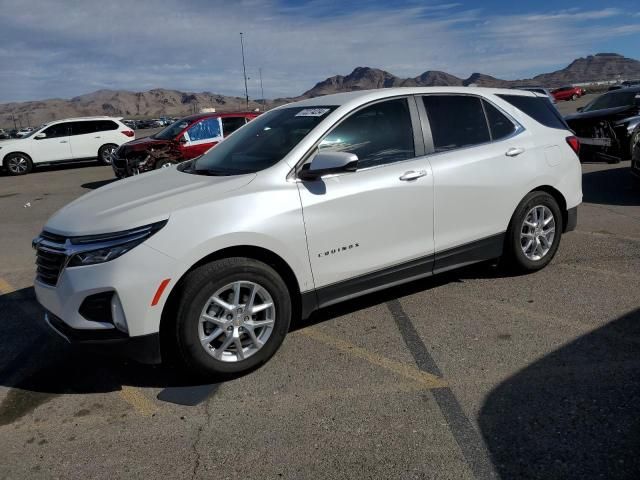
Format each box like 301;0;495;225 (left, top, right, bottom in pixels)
94;136;101;139
399;170;428;181
506;147;525;157
60;140;68;143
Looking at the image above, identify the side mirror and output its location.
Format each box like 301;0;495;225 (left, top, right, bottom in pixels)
298;151;358;181
576;107;584;112
178;135;187;144
35;133;47;139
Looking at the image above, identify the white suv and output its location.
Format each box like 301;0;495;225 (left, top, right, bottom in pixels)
33;88;582;376
1;117;134;175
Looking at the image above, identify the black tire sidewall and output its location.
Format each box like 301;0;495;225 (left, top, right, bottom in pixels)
507;192;563;272
154;158;170;169
175;259;291;377
98;144;117;165
4;153;32;175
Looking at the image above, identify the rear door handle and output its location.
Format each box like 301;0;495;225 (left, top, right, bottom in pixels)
60;140;68;143
506;147;525;157
399;170;428;181
94;136;101;139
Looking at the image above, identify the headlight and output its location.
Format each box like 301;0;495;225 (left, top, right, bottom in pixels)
66;220;167;267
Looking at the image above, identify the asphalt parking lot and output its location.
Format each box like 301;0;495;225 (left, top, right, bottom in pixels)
2;96;640;479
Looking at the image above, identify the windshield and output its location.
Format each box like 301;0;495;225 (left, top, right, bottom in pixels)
184;106;337;175
583;91;638;112
153;119;192;140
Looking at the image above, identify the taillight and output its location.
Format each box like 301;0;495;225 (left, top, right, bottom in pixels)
122;130;134;137
566;136;580;155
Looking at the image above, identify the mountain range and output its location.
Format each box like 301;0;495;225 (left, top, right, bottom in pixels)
2;53;639;128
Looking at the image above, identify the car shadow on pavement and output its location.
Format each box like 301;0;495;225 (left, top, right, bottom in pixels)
479;307;640;479
0;262;508;419
582;162;640;206
81;179;117;190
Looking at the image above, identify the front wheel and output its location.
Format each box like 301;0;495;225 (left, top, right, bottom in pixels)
4;153;33;176
502;192;563;273
173;257;292;378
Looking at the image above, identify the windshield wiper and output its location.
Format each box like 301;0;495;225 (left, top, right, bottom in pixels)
191;168;238;176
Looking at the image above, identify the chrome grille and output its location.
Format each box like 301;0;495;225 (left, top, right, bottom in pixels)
34;232;68;286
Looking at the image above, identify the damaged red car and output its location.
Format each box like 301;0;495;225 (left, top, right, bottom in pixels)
111;112;259;177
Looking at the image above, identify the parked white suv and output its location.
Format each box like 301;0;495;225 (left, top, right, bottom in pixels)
33;88;582;376
1;117;134;175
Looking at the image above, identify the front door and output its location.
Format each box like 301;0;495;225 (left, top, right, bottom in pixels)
180;117;223;159
30;122;72;162
297;97;434;303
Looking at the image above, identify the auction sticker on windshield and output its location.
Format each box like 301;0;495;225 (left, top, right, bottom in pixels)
296;108;331;117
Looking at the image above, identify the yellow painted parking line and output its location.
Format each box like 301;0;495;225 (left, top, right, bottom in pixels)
0;278;15;294
119;386;158;417
300;328;447;389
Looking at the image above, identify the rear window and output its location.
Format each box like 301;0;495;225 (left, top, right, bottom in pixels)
497;94;568;130
422;95;490;152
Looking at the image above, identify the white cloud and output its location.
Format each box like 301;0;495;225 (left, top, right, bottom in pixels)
0;1;638;102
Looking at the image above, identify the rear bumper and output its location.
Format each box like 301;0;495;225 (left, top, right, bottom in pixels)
565;207;578;232
46;311;161;364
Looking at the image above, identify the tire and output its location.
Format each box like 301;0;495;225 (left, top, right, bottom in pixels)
173;257;291;378
98;144;118;165
154;158;173;170
4;153;33;176
630;130;640;160
502;191;563;273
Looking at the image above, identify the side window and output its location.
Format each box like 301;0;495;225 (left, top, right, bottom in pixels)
187;118;222;142
497;94;568;130
94;120;118;132
422;95;490;152
42;123;69;138
222;117;247;136
483;100;517;141
69;121;95;136
319;98;415;169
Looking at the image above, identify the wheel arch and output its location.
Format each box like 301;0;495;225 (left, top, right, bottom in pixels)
159;245;303;359
527;185;568;231
3;151;32;166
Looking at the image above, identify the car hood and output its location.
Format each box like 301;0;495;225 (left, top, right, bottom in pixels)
565;105;634;122
45;167;256;236
119;136;173;152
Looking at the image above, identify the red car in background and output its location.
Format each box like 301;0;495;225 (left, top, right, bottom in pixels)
551;85;586;102
112;111;259;177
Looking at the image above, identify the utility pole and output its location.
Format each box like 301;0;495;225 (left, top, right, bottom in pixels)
11;114;17;130
240;32;249;110
259;68;265;109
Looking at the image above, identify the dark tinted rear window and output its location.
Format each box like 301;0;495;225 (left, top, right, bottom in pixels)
422;95;490;152
497;94;567;130
483;101;517;140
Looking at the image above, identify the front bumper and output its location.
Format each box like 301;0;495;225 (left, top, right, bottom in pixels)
34;243;179;352
46;311;161;363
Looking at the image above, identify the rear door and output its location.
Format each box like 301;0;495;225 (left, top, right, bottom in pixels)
68;120;101;159
180;117;223;159
298;97;435;299
221;116;248;137
418;94;532;269
30;123;72;163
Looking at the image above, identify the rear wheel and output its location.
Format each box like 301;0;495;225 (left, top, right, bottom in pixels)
4;153;33;176
173;257;291;378
98;144;118;165
503;192;563;273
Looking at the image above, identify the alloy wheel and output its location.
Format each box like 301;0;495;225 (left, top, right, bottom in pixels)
8;156;29;174
198;281;275;362
102;146;116;164
520;205;556;261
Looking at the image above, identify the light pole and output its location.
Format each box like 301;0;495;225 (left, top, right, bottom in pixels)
259;68;265;109
240;32;249;110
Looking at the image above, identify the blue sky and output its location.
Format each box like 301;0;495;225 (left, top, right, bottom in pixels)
1;0;639;102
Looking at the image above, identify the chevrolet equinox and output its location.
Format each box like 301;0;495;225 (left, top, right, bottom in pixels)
33;88;582;376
